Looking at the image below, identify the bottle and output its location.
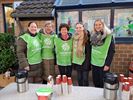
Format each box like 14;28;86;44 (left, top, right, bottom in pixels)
67;77;72;94
122;82;130;100
55;76;62;96
62;75;68;95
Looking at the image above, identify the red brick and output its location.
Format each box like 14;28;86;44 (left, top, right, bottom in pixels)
120;54;127;58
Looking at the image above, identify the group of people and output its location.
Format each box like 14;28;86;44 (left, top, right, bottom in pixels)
17;19;115;88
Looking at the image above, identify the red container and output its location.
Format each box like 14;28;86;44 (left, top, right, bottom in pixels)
128;77;133;86
62;75;67;83
122;82;130;91
56;77;61;84
123;77;128;82
57;75;62;83
38;96;48;100
67;77;72;85
119;74;124;82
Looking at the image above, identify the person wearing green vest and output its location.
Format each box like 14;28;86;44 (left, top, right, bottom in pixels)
54;23;73;77
90;19;115;88
17;22;43;83
72;22;91;86
39;21;55;84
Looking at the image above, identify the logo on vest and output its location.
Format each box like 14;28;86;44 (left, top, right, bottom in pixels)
62;43;70;52
33;39;40;47
44;38;52;46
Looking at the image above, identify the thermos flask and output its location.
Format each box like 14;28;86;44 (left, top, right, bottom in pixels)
16;70;29;93
103;72;119;100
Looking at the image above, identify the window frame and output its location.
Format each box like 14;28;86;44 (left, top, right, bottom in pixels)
56;6;133;44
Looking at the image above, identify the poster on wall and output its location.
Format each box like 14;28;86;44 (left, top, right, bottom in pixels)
57;11;79;34
114;9;133;37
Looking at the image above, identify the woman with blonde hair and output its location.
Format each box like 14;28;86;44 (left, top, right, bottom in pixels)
90;19;115;88
72;22;91;86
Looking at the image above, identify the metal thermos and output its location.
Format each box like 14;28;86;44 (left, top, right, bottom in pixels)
16;70;29;93
103;72;119;100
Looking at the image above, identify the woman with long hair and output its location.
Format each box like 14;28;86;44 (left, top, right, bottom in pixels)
90;19;115;88
72;22;91;86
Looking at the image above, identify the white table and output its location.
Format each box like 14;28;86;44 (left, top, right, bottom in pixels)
0;83;105;100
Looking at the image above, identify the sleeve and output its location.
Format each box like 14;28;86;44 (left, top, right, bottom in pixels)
17;38;29;69
84;32;92;71
105;36;115;67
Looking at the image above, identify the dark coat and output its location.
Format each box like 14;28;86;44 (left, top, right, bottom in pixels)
17;32;42;83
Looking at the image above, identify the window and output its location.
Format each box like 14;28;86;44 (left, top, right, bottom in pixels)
3;4;14;34
114;8;133;37
57;11;79;34
82;9;111;31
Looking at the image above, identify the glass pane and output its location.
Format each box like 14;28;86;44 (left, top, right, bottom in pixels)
4;5;14;34
114;8;133;37
57;11;79;34
82;10;111;31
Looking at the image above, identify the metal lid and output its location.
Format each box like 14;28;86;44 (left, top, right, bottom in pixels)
104;72;118;85
16;70;28;79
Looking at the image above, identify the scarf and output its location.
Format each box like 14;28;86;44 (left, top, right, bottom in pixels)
73;32;84;57
90;31;107;46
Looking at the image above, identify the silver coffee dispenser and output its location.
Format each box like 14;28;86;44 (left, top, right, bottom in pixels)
16;70;29;93
103;72;119;100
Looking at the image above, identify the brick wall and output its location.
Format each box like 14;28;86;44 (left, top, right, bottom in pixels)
111;44;133;75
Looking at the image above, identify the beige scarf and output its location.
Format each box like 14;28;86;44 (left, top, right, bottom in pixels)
73;32;84;57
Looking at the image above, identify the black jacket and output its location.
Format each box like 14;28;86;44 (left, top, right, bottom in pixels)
104;37;115;66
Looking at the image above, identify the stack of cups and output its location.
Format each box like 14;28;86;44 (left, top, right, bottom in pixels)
55;75;73;96
122;82;130;100
128;77;133;100
119;74;133;100
56;75;62;96
62;75;68;95
68;77;72;94
119;74;124;99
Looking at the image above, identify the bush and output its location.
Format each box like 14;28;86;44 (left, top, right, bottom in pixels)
0;33;18;74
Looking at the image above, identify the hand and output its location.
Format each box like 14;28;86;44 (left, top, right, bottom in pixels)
24;66;30;71
103;65;110;71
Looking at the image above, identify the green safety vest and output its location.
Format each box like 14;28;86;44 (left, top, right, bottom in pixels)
41;34;55;59
72;39;85;65
91;34;112;67
20;33;42;65
54;35;72;66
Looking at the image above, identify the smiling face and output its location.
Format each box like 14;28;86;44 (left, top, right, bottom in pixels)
28;22;38;35
60;27;68;35
45;23;53;34
75;23;84;34
94;20;104;32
